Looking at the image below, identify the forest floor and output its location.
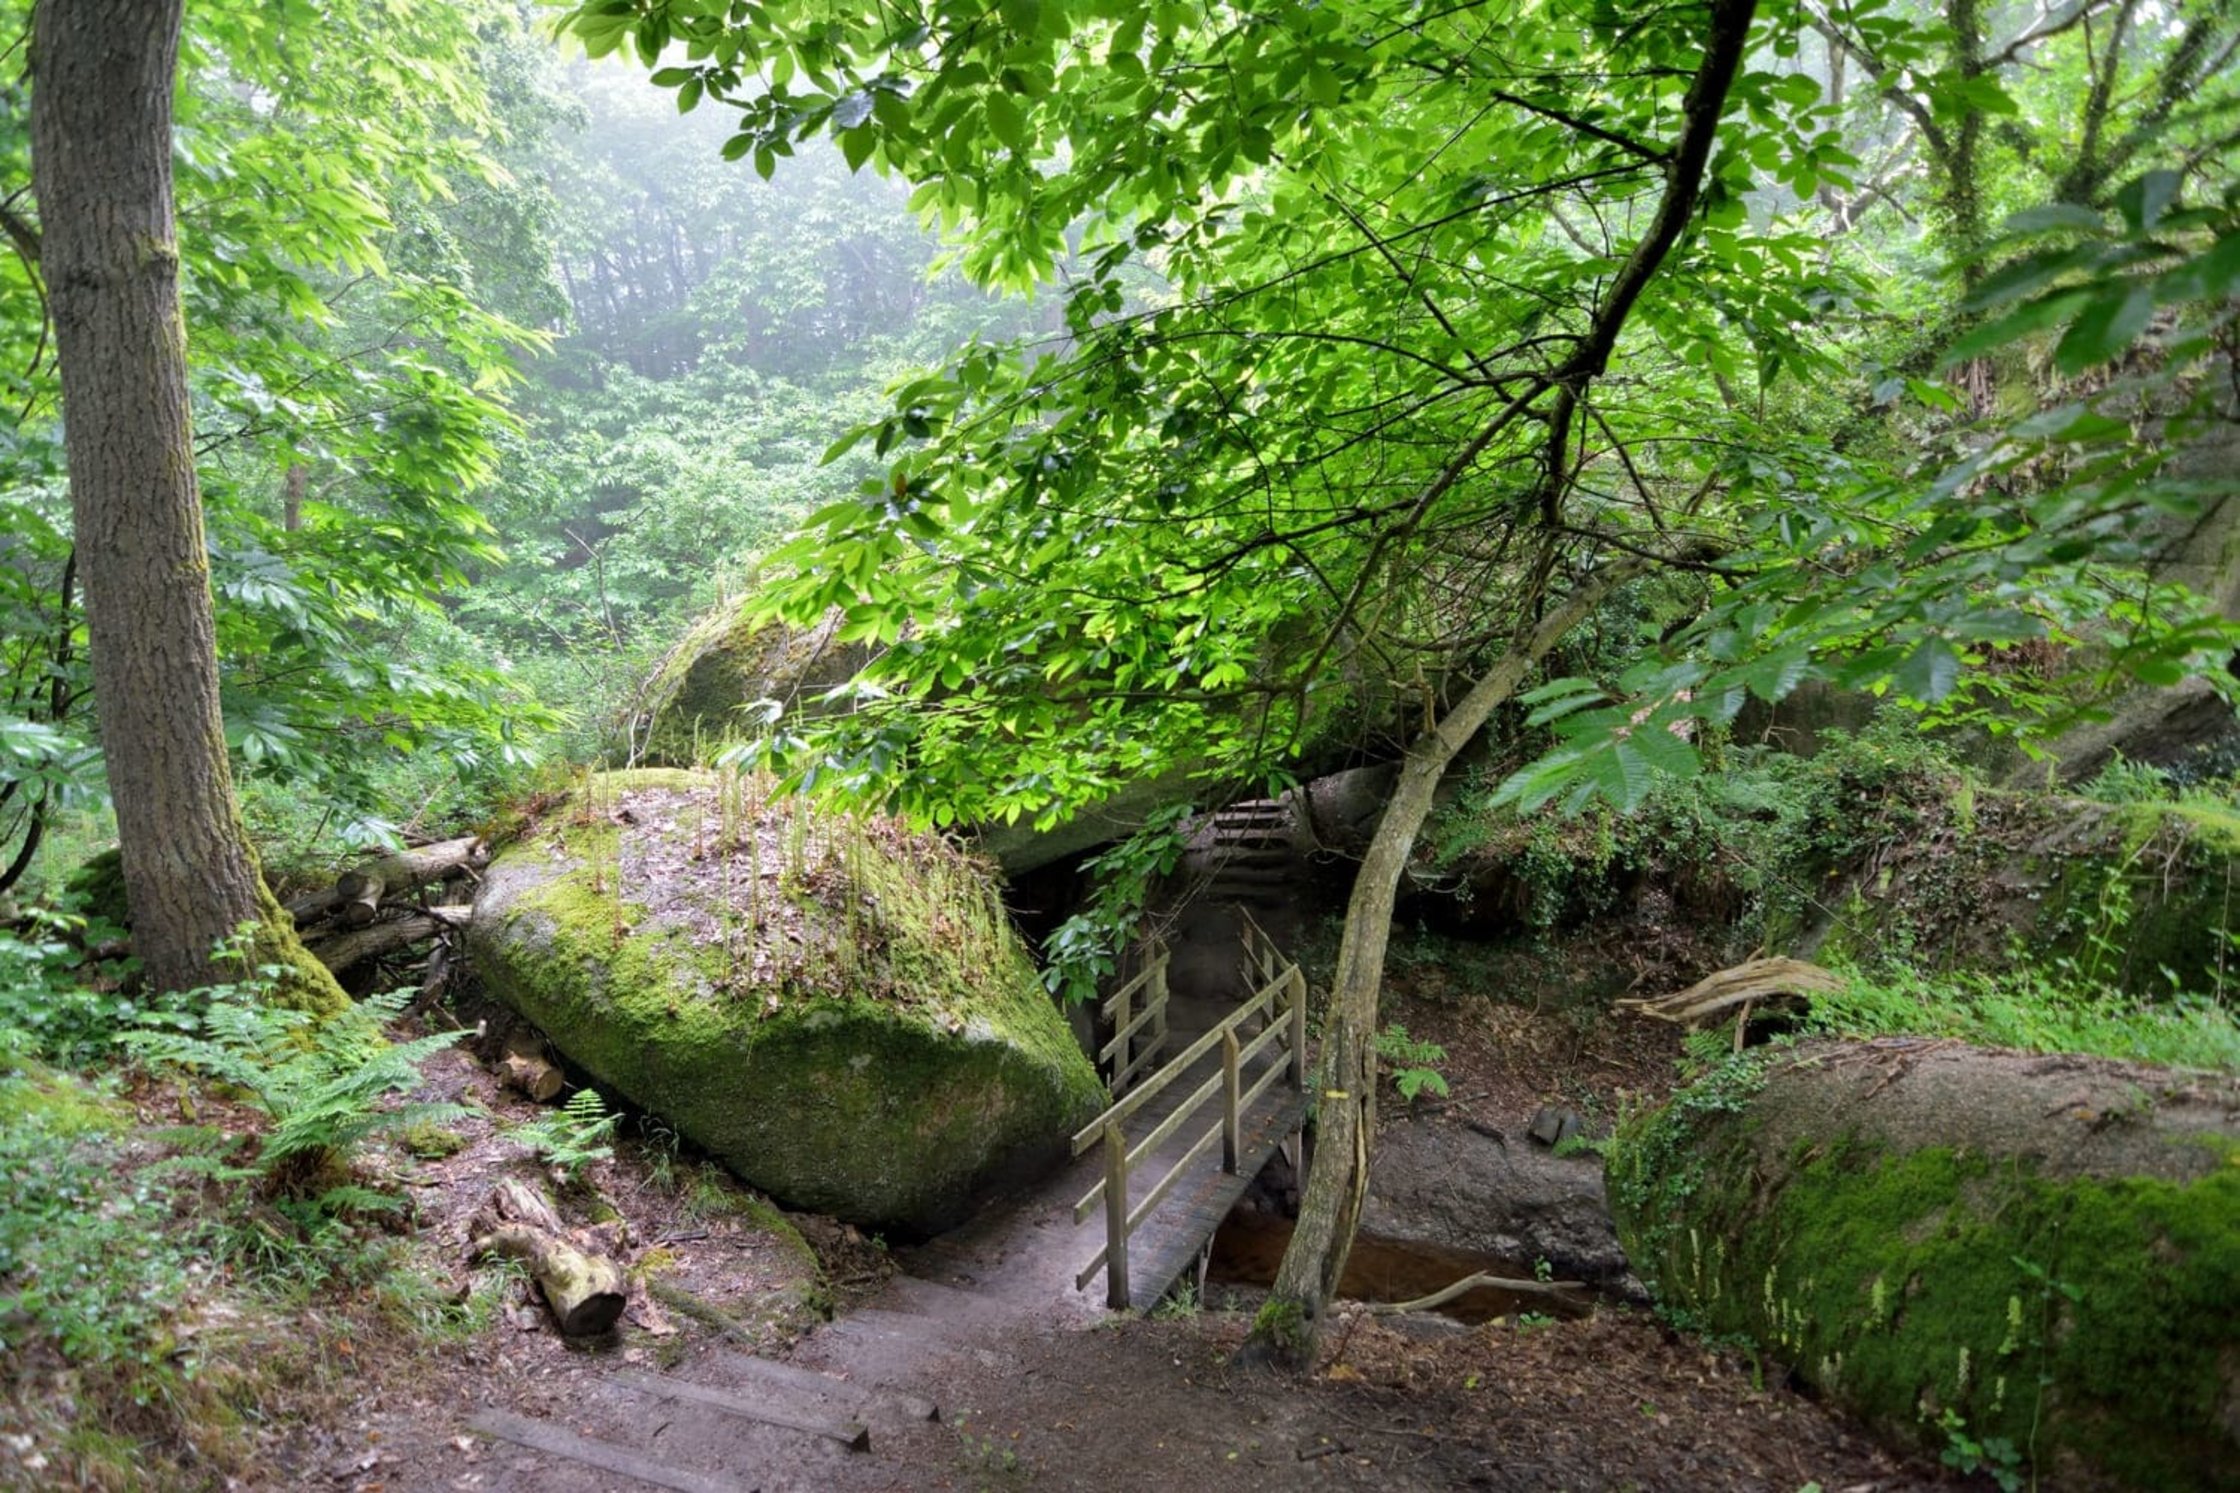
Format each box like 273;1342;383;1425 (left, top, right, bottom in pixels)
231;956;1946;1493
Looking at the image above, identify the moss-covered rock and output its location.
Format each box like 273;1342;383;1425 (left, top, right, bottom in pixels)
1607;1040;2240;1489
1803;792;2240;996
468;770;1104;1233
634;601;874;766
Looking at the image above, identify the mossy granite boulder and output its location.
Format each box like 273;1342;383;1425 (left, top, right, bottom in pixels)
469;770;1104;1233
634;601;874;765
1607;1040;2240;1490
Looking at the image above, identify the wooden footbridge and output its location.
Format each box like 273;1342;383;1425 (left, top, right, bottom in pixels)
1069;919;1313;1309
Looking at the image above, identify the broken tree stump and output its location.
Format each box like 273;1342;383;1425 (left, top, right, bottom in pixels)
1617;957;1845;1028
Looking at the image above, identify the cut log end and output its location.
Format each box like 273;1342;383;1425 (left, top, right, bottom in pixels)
501;1049;565;1103
472;1195;629;1340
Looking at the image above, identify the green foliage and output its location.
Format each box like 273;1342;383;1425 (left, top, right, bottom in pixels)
1039;805;1192;1003
1373;1022;1450;1104
119;954;466;1201
2078;752;2178;806
1805;966;2240;1072
1;0;568;887
557;0;2234;868
509;1085;620;1183
0;1069;194;1373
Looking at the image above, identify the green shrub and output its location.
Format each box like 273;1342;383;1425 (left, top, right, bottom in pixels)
508;1085;619;1182
1805;964;2240;1071
0;1070;196;1376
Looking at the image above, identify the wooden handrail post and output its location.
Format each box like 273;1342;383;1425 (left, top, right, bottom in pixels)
1220;1028;1242;1173
1287;967;1308;1090
1113;981;1133;1093
1103;1120;1131;1309
1149;956;1169;1064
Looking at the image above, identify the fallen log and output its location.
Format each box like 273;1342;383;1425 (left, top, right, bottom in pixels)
500;1027;565;1103
333;834;484;928
306;903;471;976
285;885;343;927
470;1179;629;1338
1617;956;1845;1028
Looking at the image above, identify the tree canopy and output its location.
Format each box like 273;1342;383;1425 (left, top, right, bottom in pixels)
565;0;2240;1356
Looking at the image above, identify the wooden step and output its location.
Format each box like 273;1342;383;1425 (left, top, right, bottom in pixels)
613;1369;873;1450
468;1409;757;1493
712;1351;940;1424
609;1366;870;1450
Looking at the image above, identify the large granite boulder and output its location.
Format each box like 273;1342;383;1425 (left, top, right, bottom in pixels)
1362;1112;1635;1292
1607;1040;2239;1490
469;769;1105;1233
634;603;875;765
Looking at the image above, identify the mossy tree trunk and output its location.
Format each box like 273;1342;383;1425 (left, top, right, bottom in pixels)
30;0;345;1011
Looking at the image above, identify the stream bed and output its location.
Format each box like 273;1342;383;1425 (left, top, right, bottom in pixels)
1205;1213;1570;1323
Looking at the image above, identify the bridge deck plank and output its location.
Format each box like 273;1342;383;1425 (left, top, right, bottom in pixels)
1118;1086;1308;1311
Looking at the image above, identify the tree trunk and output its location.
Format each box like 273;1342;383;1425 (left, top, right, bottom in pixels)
1243;0;1757;1367
30;0;345;1010
1242;563;1641;1365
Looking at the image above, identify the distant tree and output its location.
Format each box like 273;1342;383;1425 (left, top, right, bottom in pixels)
30;0;345;1005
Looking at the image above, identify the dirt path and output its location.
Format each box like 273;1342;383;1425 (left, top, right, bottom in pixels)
335;1021;1941;1493
358;1268;1936;1492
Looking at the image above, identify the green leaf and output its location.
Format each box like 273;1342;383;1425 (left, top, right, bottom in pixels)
2000;204;2104;237
2112;170;2180;234
984;94;1027;152
1891;638;1961;703
2053;284;2154;374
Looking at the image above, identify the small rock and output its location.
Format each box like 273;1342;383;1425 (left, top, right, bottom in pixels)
1526;1105;1585;1147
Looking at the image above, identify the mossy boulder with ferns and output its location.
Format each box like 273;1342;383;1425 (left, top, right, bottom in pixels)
467;769;1104;1233
1606;1040;2240;1490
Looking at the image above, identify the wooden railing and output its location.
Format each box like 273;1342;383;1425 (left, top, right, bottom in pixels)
1097;945;1170;1094
1070;942;1309;1308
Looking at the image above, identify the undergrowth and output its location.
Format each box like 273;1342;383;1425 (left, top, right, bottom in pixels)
0;935;475;1487
1803;965;2240;1071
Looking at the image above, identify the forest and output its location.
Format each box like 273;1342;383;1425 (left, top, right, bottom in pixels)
1;0;2236;1487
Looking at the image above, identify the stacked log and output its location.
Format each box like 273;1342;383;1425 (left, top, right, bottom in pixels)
290;836;486;976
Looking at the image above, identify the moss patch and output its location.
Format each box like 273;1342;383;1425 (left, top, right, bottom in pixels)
470;771;1104;1232
1608;1047;2240;1489
636;603;872;766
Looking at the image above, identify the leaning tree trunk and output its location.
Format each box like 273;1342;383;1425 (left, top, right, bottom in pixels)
30;0;345;1011
1242;0;1757;1369
1243;562;1640;1366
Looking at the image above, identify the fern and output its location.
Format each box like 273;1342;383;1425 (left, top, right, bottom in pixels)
509;1085;618;1182
122;986;466;1195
